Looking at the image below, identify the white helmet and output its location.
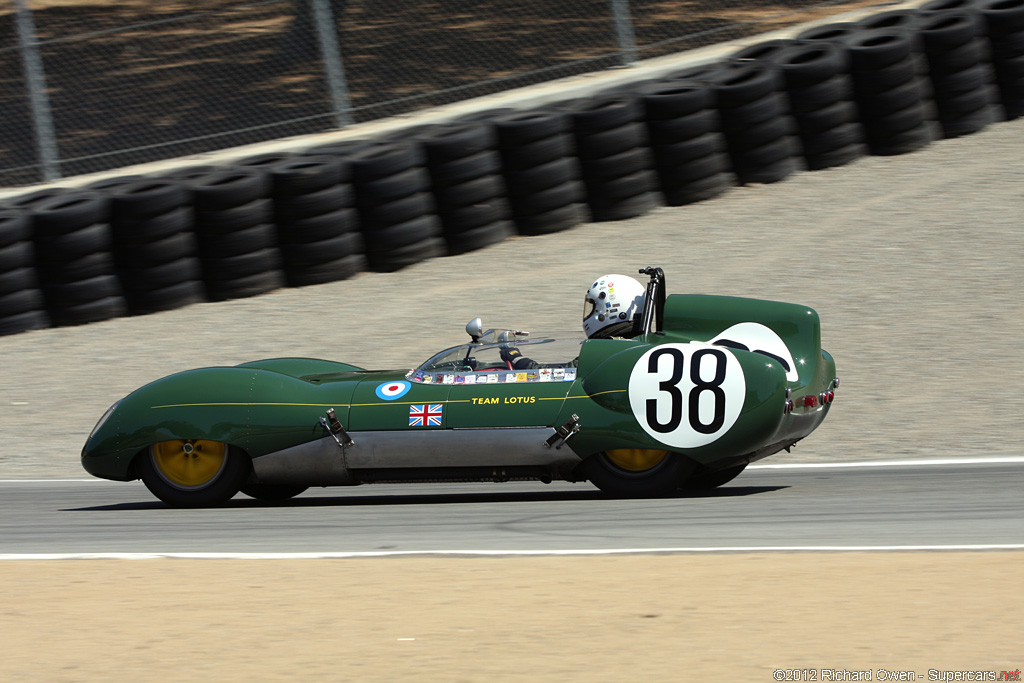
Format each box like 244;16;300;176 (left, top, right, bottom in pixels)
582;274;646;338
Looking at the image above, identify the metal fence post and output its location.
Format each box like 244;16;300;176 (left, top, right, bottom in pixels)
609;0;638;66
14;0;60;181
310;0;353;128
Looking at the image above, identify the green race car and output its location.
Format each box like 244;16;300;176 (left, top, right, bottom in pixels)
82;268;838;507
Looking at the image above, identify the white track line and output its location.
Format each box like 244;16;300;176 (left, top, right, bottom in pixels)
3;456;1024;484
2;545;1024;560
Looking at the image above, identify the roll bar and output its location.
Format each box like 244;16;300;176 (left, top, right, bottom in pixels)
633;266;666;336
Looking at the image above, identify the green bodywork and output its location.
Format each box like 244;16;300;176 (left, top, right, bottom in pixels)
82;294;837;482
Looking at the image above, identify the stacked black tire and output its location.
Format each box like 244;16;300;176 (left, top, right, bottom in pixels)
348;143;445;272
493;110;587;235
567;96;662;221
638;80;733;205
703;62;800;184
918;9;1000;136
843;29;934;155
267;157;364;286
26;192;127;326
417;123;514;254
0;210;48;335
773;41;866;169
976;0;1024;119
177;168;284;301
105;179;205;315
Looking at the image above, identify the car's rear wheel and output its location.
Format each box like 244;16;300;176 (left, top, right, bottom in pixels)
138;439;250;508
240;482;309;502
584;449;695;498
681;463;748;490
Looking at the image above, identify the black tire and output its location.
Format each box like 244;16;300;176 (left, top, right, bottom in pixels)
856;9;924;32
868;122;933;154
349;143;421;181
652;132;725;167
48;295;127;326
731;38;797;64
569;96;641;133
111;206;194;245
657;154;730;184
0;211;31;249
711;63;781;107
427;150;502;185
681;463;749;490
270;157;347;195
661;172;734;205
366;236;446;272
508;180;584;215
433;174;507;212
203;269;284;301
185;169;270;212
440;200;509;232
108;180;189;221
273;184;353;221
276;207;360;244
787;75;852;114
199;223;279;256
119;257;203;290
578;148;652;182
364;215;441;252
357;192;434;229
0;309;49;336
0;288;45;317
240;482;309;502
796;22;860;43
805;142;865;170
138;442;251;508
37;250;116;284
847;29;916;70
513;203;588;235
281;231;363;267
125;280;205;315
494;110;571;145
285;253;364;286
574;122;648;161
0;267;36;295
497;134;574;171
195;199;273;234
32;193;109;236
584;451;696;498
587;191;660;222
800;121;864;155
444;221;515;255
639;80;711;119
352;168;428;206
646;110;719;145
419;122;495;163
125;231;199;268
0;241;34;272
775;42;848;87
43;274;122;306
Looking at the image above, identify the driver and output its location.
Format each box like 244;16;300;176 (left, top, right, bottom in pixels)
500;274;647;370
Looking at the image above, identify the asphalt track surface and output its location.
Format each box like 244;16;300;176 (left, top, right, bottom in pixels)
3;460;1023;557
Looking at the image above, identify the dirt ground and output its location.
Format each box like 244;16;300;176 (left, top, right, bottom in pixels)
2;552;1021;679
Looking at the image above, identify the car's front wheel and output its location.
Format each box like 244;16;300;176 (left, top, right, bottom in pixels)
138;439;250;508
584;449;695;498
240;482;309;502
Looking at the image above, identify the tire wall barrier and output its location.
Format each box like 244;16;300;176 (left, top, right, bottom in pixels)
1;2;1018;335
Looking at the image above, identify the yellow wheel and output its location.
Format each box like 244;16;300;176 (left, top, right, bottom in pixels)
585;449;695;498
604;448;668;472
138;440;250;508
151;440;228;490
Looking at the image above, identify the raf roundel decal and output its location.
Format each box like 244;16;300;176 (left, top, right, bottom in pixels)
375;380;411;401
627;343;746;449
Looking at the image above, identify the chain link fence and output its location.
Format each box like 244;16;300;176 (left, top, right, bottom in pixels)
1;0;881;187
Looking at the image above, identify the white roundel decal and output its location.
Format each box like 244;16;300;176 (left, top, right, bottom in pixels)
375;380;411;400
628;343;745;449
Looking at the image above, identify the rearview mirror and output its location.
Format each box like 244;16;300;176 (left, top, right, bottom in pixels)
466;317;483;342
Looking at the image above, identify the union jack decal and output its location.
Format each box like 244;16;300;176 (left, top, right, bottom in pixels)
409;404;443;427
